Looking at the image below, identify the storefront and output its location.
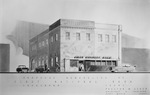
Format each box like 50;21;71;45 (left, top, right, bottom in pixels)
64;56;118;72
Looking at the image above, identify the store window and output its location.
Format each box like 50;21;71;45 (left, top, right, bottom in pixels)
101;61;106;66
55;54;58;67
46;56;48;64
76;33;80;40
105;34;109;42
66;32;70;40
112;61;117;66
51;57;53;67
90;62;95;65
107;61;111;65
56;56;58;63
86;33;90;41
31;59;35;70
98;34;103;42
70;60;78;67
112;35;116;42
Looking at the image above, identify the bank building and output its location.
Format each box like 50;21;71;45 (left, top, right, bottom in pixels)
29;19;122;72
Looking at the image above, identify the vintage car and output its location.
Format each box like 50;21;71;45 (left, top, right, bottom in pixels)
111;64;136;72
16;65;29;73
35;65;50;73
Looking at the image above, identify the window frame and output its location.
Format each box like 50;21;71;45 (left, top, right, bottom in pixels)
65;32;70;40
51;57;53;67
86;33;90;41
42;41;45;47
55;34;58;41
105;34;109;42
46;39;48;45
98;34;103;42
76;33;80;40
51;36;53;42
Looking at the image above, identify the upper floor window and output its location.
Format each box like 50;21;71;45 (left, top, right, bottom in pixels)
42;41;45;46
105;34;109;42
65;32;70;40
98;34;103;42
31;45;37;51
86;33;90;41
39;42;41;48
46;39;48;45
76;33;80;40
51;36;53;42
55;34;58;41
112;35;117;42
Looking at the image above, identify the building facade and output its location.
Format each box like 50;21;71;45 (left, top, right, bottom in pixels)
29;19;122;72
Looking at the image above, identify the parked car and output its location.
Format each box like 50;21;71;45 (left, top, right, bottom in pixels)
35;65;50;73
16;65;29;73
111;64;136;72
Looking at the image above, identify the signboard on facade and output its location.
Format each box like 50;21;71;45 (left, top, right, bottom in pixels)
73;56;111;59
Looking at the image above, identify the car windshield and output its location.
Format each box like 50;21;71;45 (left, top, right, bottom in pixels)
18;65;26;68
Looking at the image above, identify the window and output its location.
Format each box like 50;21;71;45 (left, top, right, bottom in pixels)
46;56;48;64
66;32;70;40
105;34;109;42
31;45;36;51
31;59;35;70
101;61;105;66
42;56;45;65
107;61;111;65
70;60;77;67
56;56;58;63
112;35;116;42
98;34;103;42
39;42;41;48
55;34;58;41
51;57;53;67
90;62;95;65
86;33;90;41
76;33;80;40
42;41;45;46
46;39;48;45
112;61;117;66
38;58;41;66
51;36;53;42
55;54;58;66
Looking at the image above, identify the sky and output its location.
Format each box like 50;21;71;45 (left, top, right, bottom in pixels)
1;0;150;40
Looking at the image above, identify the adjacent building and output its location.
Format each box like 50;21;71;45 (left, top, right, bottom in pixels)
0;44;10;72
29;19;122;72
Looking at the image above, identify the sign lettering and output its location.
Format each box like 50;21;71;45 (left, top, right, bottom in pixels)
74;56;111;59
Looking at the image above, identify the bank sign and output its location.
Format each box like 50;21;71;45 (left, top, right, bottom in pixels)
74;56;112;59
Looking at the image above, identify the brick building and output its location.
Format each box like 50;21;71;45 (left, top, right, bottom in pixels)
29;19;122;72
